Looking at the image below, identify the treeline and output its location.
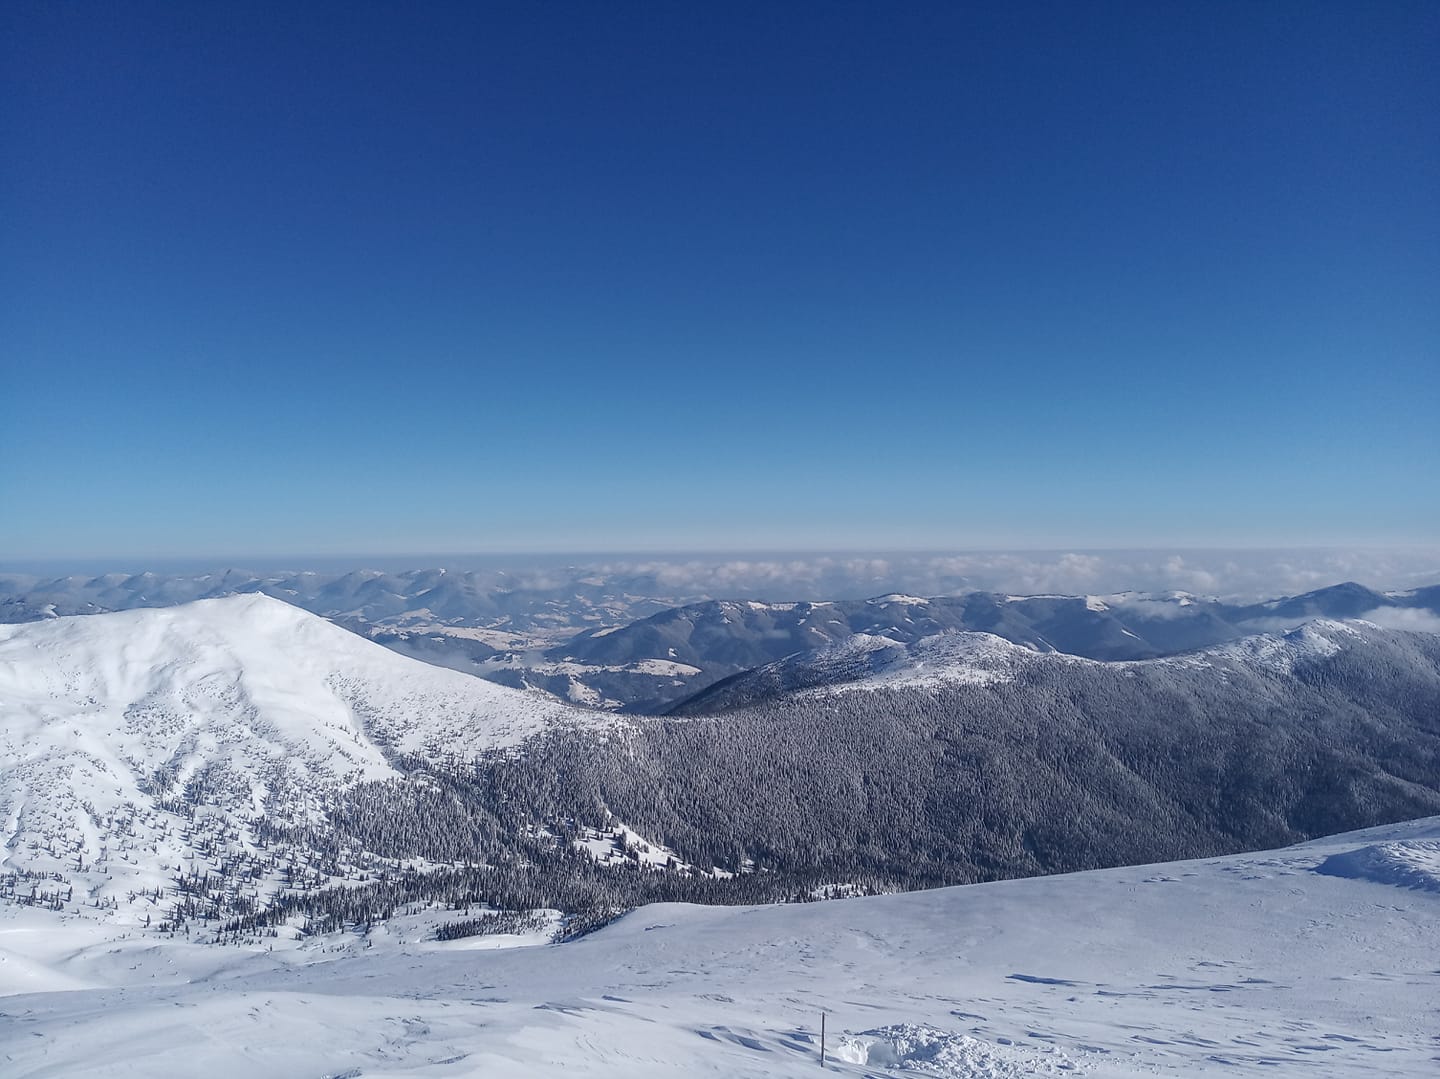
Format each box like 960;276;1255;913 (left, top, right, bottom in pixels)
435;909;550;941
220;846;895;940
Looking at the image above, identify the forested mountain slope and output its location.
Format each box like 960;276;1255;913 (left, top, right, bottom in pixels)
501;621;1440;884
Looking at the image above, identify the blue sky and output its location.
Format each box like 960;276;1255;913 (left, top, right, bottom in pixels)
3;3;1437;559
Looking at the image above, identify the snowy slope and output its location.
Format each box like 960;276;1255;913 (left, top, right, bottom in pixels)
2;817;1437;1077
0;596;606;924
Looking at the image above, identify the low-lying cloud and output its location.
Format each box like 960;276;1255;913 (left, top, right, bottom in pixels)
5;547;1437;607
1358;607;1440;634
573;548;1440;603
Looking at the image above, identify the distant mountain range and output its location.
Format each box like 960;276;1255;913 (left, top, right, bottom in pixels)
0;567;681;634
2;571;1437;713
556;582;1440;709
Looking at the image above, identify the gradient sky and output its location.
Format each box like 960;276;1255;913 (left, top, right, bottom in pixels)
3;2;1437;559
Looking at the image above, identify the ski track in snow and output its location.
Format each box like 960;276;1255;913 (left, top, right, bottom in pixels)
2;818;1438;1077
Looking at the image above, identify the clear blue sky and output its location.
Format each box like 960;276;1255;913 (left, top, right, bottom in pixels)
3;2;1436;559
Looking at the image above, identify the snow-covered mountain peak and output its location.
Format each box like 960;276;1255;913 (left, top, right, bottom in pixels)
794;630;1035;696
4;592;609;755
1208;617;1368;672
0;598;613;926
841;628;1044;680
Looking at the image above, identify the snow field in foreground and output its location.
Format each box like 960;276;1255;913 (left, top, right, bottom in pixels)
2;816;1438;1078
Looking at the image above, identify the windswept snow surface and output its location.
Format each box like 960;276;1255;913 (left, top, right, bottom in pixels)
3;818;1438;1077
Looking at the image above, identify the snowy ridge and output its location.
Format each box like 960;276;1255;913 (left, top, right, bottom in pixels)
1207;618;1362;672
1315;838;1440;892
682;617;1397;712
792;631;1027;698
666;629;1045;711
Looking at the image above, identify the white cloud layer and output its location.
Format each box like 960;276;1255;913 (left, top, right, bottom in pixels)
5;548;1436;606
1357;607;1440;634
558;548;1440;603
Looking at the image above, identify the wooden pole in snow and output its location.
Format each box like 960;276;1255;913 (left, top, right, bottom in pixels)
820;1012;826;1067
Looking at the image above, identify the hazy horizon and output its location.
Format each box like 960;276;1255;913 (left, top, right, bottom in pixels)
5;545;1438;604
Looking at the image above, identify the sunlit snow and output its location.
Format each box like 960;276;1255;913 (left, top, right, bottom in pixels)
2;818;1436;1076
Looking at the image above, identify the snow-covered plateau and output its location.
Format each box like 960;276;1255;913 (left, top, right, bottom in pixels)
2;817;1437;1077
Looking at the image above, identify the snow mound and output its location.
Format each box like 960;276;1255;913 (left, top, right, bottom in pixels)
1314;839;1440;892
833;1023;1081;1076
